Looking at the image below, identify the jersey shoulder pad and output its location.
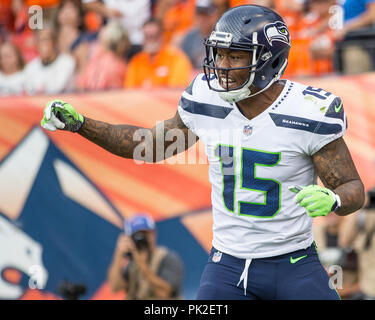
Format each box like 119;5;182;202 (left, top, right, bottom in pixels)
179;73;233;119
183;73;221;102
270;81;346;137
288;81;344;120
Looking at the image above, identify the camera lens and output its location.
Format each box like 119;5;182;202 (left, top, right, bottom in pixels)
131;231;149;251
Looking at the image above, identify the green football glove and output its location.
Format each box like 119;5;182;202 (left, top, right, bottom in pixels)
295;185;341;217
41;99;84;132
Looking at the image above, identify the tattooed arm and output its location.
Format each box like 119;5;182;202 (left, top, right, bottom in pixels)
78;111;198;162
312;137;365;216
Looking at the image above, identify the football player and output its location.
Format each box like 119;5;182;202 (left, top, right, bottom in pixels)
41;5;365;299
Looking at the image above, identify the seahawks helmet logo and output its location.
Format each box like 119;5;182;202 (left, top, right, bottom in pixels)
264;21;291;47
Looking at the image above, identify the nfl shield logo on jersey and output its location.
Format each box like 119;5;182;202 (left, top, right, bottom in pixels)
243;125;253;136
212;251;222;263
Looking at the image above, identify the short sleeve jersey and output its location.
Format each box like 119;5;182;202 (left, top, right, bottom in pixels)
178;74;347;259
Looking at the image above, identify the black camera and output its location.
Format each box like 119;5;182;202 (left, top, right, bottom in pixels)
124;231;150;265
131;231;149;251
58;280;86;300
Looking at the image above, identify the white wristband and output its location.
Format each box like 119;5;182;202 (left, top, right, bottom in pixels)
333;193;341;211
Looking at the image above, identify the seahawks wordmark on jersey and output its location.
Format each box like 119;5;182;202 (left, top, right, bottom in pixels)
178;74;347;259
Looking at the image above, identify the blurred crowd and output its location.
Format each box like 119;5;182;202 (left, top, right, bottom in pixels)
0;0;374;96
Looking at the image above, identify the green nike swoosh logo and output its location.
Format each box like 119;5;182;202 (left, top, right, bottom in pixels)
335;102;343;113
290;255;307;264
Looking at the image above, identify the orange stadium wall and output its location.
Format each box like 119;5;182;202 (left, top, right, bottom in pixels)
0;73;374;300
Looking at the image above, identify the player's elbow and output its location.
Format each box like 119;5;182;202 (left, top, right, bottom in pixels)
356;180;366;210
336;179;365;216
351;178;366;211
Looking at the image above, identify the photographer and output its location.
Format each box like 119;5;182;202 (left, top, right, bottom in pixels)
107;214;184;299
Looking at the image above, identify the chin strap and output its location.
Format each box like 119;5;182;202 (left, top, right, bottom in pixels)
218;47;289;103
242;58;288;100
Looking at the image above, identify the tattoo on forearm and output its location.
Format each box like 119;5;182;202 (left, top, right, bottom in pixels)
78;113;198;163
161;114;198;155
313;138;364;215
78;117;146;159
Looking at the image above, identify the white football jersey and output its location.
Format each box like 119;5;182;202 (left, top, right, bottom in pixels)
178;74;347;259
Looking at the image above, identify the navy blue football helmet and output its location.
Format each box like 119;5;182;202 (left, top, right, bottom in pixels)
203;5;291;102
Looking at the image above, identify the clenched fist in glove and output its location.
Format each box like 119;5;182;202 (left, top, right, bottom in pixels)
41;99;84;132
295;185;341;217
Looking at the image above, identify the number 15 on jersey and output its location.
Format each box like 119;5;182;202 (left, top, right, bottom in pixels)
215;145;281;218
